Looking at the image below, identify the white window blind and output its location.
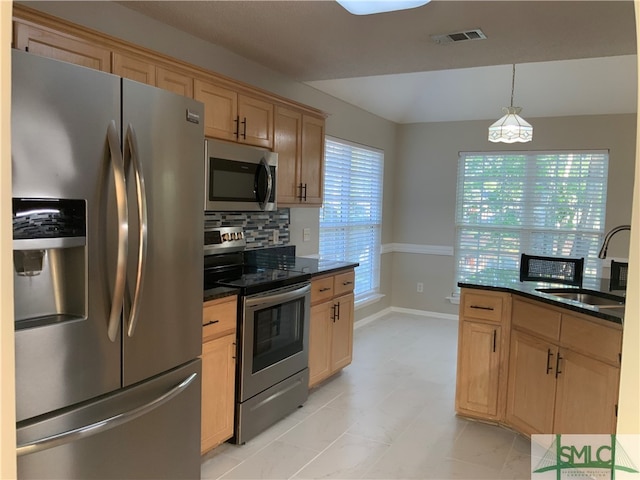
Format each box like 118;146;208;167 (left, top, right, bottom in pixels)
320;137;384;300
455;150;608;289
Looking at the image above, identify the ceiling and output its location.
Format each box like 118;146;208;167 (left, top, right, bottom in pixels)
119;0;638;123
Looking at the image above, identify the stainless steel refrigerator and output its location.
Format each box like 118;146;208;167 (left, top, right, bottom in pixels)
11;50;204;479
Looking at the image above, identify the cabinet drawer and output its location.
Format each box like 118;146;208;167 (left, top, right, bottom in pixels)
512;298;561;342
334;270;355;296
461;292;504;323
203;296;237;341
311;276;334;304
561;314;622;365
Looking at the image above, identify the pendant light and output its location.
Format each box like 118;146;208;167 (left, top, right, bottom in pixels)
488;64;533;143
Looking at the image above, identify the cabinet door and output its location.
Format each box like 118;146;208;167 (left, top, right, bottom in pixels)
506;330;557;435
331;293;354;371
309;302;332;388
238;95;274;148
554;349;619;434
456;321;502;418
112;52;156;85
13;21;111;72
194;79;238;141
274;106;302;205
201;334;236;454
299;115;325;206
156;66;194;98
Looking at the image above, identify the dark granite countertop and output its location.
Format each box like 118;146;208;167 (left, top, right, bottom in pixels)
458;269;625;325
203;286;239;303
203;247;358;302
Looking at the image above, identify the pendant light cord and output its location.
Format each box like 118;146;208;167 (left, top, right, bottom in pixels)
510;64;516;108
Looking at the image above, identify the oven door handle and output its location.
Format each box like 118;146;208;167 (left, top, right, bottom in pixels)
245;283;311;309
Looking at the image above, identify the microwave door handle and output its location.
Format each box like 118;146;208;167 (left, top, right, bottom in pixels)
106;121;128;343
124;124;148;337
257;157;273;211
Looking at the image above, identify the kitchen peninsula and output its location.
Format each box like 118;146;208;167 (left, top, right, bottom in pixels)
456;270;624;437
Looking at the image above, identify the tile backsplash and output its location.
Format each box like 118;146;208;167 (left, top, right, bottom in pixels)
204;209;290;249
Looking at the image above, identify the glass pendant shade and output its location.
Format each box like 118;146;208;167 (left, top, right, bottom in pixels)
488;107;533;143
336;0;430;15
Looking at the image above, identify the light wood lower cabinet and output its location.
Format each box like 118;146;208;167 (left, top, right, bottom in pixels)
309;270;355;387
201;295;237;454
505;297;622;435
457;289;623;437
455;290;510;421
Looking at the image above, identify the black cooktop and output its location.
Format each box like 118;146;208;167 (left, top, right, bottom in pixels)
204;254;310;296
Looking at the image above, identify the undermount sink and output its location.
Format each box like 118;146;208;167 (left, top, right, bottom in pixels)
535;288;625;308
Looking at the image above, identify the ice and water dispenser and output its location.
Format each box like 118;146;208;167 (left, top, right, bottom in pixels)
13;198;87;327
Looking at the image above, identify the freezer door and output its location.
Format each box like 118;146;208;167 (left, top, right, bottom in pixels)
11;50;122;421
121;79;205;386
17;360;201;480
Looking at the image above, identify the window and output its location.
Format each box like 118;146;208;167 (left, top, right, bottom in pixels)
455;150;609;289
320;137;384;302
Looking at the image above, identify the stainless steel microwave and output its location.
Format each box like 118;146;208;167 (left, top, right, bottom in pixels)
204;139;277;212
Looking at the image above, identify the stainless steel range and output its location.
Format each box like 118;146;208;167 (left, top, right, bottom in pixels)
204;226;310;444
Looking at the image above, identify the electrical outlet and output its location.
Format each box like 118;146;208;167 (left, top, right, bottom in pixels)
303;228;311;242
272;230;279;243
417;282;424;293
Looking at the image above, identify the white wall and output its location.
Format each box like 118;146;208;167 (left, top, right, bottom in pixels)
392;114;636;315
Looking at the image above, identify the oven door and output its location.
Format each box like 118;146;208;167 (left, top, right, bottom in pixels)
239;282;310;401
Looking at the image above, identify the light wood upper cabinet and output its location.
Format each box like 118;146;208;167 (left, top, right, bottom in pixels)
309;270;355;388
13;20;111;72
274;106;325;207
195;79;273;148
112;52;156;86
238;95;274;148
156;66;194;98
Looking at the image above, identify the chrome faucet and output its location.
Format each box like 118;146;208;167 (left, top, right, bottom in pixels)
598;224;631;259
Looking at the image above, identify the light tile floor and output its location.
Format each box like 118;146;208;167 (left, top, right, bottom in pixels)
201;313;532;479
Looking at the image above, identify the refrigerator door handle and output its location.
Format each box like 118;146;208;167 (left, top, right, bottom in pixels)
16;372;198;457
106;120;128;342
124;124;148;337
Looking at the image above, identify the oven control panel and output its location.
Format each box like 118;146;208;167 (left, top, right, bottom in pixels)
204;225;246;254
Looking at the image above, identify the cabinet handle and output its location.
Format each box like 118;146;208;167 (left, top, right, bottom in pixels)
492;330;497;352
546;349;553;374
302;183;308;201
330;304;337;322
319;287;331;292
336;302;341;321
342;281;353;286
298;183;304;201
555;352;563;378
469;305;494;311
203;320;219;327
234;115;240;138
241;117;247;139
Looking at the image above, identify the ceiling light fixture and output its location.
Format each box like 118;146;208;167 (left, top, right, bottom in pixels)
336;0;430;15
488;64;533;143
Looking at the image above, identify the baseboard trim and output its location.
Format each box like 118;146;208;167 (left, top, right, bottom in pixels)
355;306;459;329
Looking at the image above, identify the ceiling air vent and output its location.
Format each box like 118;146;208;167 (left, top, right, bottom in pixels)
431;29;487;45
